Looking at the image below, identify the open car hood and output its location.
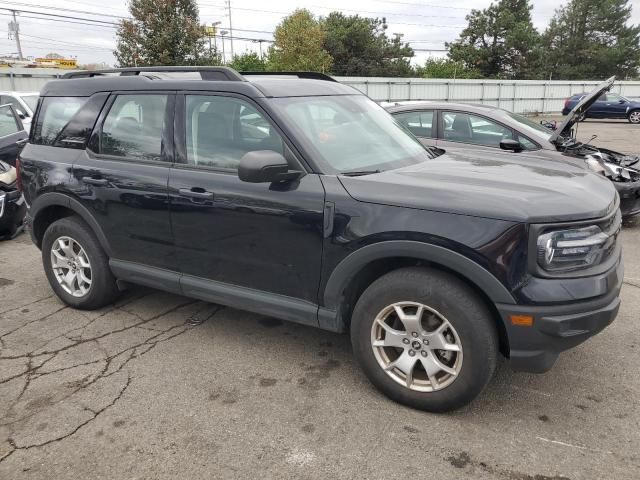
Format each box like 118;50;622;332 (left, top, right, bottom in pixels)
550;76;616;144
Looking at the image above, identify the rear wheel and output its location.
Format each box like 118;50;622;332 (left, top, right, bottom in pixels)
350;267;498;412
628;110;640;124
42;216;119;309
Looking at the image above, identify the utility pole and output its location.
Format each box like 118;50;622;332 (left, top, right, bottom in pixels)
8;10;23;60
226;0;234;60
220;30;228;63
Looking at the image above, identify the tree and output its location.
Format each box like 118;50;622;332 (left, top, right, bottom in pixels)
114;0;214;67
414;58;481;79
228;52;267;72
447;0;542;79
542;0;640;80
267;9;332;72
321;13;414;77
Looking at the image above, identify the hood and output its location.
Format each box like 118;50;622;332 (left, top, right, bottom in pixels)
339;150;617;223
550;76;616;144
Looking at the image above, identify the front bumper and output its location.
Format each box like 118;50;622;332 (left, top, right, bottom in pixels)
496;258;623;373
615;181;640;218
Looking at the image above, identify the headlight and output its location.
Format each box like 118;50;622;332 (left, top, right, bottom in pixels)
537;226;611;272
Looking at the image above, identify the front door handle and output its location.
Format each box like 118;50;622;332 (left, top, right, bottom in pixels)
82;177;108;186
178;188;214;200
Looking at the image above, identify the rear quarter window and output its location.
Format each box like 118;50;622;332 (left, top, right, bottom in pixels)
31;95;108;149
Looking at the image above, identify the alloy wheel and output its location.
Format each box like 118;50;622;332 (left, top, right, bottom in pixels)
50;236;92;297
629;111;640;124
371;301;463;392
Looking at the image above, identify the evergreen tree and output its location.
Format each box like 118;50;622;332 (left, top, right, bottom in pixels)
447;0;541;79
542;0;640;79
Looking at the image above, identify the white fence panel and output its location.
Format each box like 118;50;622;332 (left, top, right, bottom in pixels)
2;69;640;114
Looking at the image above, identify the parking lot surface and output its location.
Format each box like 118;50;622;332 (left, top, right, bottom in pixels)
1;121;639;479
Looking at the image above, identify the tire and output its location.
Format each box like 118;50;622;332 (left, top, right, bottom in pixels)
42;216;119;309
628;110;640;124
350;267;498;412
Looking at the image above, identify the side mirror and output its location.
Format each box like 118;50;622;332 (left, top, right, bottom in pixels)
499;139;523;152
238;150;299;183
618;99;626;104
16;111;26;120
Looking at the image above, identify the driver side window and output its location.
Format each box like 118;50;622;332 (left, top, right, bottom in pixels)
441;111;514;147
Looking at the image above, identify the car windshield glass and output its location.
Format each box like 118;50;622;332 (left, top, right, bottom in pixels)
504;111;554;139
270;95;433;174
20;94;38;112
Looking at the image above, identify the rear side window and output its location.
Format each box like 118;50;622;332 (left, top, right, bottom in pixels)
0;105;21;136
32;97;86;145
100;94;168;162
394;111;434;138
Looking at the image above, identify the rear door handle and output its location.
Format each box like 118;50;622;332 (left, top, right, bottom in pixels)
15;138;27;146
82;177;108;186
178;188;214;200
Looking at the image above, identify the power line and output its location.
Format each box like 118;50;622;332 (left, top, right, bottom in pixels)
0;2;126;19
0;11;117;29
0;7;118;25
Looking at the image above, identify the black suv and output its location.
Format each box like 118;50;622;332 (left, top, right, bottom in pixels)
18;67;623;412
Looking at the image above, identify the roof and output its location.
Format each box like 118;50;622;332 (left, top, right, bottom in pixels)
40;67;359;98
385;101;499;113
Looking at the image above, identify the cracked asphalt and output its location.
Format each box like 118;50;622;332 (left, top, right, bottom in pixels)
1;123;639;479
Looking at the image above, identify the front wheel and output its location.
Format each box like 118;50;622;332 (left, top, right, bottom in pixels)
628;110;640;124
350;267;498;412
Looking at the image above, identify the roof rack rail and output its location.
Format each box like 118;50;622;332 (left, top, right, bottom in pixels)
62;66;245;81
240;71;336;82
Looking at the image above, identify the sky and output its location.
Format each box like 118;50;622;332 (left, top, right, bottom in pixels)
0;0;639;66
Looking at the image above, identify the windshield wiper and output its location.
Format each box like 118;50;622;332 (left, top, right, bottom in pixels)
340;169;381;177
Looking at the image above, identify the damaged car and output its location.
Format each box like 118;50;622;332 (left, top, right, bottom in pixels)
0;160;26;239
387;76;640;218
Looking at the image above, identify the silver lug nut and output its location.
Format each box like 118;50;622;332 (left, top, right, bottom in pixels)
408;350;416;357
423;338;429;345
402;338;410;344
421;350;428;357
411;332;418;338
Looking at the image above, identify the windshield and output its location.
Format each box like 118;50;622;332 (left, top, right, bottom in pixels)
19;94;38;112
270;95;433;174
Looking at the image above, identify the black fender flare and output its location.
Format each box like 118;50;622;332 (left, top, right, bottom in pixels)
322;240;516;312
30;192;113;256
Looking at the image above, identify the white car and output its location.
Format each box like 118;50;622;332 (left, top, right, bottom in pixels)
0;91;39;131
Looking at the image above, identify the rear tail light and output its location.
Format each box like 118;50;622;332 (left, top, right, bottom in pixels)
15;157;23;192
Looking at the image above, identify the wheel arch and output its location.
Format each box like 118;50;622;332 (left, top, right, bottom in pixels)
30;192;113;256
321;241;515;352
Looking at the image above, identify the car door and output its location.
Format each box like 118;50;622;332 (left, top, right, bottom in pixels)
72;92;177;273
437;110;515;152
169;92;325;311
600;93;629;119
0;104;27;166
393;110;437;148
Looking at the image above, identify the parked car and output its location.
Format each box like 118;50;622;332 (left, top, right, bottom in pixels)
387;77;640;218
19;67;622;412
562;90;640;123
0;103;27;238
0;91;39;131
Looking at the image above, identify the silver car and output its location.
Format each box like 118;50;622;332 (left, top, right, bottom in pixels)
386;77;640;217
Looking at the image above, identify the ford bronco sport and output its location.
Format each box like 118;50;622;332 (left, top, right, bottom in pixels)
18;67;623;412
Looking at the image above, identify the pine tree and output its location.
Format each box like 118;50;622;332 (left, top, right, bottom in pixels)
447;0;542;79
542;0;640;80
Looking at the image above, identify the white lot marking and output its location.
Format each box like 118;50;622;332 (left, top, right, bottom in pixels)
511;385;552;398
286;449;316;466
536;437;613;455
